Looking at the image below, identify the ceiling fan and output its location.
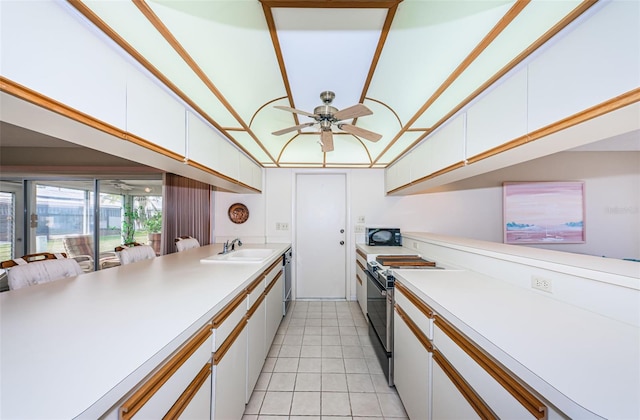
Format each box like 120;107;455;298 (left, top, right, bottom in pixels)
272;91;382;152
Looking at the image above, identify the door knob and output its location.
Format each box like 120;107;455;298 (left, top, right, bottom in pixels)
340;241;345;245
340;229;344;233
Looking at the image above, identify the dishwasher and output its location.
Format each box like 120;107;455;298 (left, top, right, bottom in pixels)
283;248;292;315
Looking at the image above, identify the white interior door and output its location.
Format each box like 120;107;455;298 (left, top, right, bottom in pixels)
295;173;346;299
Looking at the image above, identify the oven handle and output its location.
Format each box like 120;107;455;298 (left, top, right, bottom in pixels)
366;270;386;296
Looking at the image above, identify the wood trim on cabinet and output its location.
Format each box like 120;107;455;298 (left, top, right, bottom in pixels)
162;362;212;420
435;316;546;419
395;281;435;319
265;256;284;278
356;249;367;259
246;275;265;295
213;316;248;365
433;349;498;420
356;259;366;272
394;303;433;353
120;323;212;420
356;274;363;286
0;76;261;193
212;292;247;329
247;293;267;320
265;270;283;294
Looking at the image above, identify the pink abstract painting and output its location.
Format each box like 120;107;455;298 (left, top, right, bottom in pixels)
503;182;585;244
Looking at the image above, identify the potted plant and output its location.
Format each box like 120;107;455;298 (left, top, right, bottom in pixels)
121;204;140;245
144;212;162;255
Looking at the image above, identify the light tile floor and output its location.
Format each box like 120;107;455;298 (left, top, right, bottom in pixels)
243;300;408;420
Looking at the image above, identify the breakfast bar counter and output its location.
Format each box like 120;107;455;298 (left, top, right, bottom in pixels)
0;243;291;419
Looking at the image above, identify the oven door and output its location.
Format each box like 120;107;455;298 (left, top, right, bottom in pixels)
366;269;391;352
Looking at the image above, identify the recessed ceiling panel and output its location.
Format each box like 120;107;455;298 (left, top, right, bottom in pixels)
147;0;287;124
368;1;514;125
273;8;386;114
56;0;596;169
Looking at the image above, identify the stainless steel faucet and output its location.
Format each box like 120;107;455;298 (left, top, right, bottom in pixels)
219;238;243;254
229;238;243;251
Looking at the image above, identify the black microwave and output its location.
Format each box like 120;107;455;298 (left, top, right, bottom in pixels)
366;228;402;246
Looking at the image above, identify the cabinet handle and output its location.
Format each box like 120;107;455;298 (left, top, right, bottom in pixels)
435;317;546;419
433;349;498;420
120;323;212;420
163;362;212;420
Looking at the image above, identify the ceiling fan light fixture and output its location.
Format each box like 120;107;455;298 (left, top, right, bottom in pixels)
273;91;381;152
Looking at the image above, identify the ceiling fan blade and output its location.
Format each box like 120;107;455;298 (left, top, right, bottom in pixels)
333;103;373;121
272;122;315;136
338;124;382;142
274;105;317;118
321;130;334;152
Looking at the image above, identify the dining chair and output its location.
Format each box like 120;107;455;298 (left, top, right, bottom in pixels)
0;252;84;291
115;243;156;265
62;234;120;272
175;236;200;252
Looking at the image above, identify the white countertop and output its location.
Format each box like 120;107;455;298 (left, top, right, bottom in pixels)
393;268;640;419
0;243;291;419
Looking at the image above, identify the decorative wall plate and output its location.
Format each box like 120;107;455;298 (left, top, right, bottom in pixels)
228;203;249;224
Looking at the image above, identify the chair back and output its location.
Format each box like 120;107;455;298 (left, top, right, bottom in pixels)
0;253;84;291
62;235;93;259
175;236;200;252
116;244;156;265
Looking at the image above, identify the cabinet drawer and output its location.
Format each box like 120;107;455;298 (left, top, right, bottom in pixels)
395;281;434;340
120;324;213;419
434;318;546;419
264;257;283;287
246;274;265;309
213;292;247;351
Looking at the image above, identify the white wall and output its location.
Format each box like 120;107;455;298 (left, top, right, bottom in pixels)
215;151;639;261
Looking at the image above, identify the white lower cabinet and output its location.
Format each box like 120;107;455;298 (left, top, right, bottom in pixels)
431;355;485;420
246;297;266;402
117;324;213;420
393;306;432;420
211;292;249;420
265;269;284;348
212;326;247;419
393;281;549;420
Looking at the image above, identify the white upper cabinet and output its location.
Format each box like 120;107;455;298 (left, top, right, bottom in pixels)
466;69;528;158
1;1;127;129
528;1;640;132
0;1;263;193
385;1;639;195
126;70;186;156
412;115;465;181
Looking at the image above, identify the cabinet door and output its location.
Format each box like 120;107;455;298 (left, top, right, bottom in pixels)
119;324;213;420
432;353;487;420
212;324;248;420
246;296;267;402
265;272;284;348
434;320;546;419
393;305;432;420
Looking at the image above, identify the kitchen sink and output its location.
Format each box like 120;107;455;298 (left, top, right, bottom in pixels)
201;248;276;263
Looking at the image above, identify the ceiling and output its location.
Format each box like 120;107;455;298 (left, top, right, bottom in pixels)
63;0;595;169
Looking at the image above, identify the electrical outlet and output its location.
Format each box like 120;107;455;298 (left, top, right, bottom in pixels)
531;276;553;293
357;215;365;223
280;223;289;231
354;225;365;233
413;241;420;250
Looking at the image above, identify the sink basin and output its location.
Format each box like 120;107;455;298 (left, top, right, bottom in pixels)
201;248;276;263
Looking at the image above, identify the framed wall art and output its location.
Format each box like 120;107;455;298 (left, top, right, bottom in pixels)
503;181;585;244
